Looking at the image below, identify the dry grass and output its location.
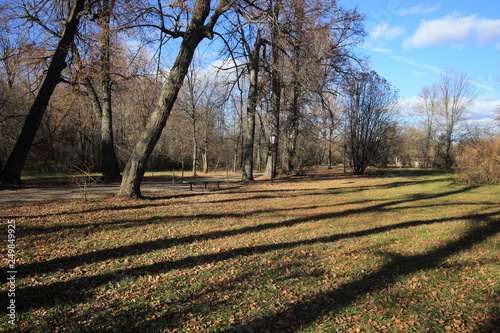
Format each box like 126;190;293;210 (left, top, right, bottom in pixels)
1;167;499;332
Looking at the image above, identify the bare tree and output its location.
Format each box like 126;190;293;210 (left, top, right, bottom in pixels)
176;65;203;176
176;63;230;176
436;71;476;169
1;0;86;184
241;26;263;181
72;0;121;180
118;0;233;198
318;93;342;169
342;70;399;175
413;84;439;168
274;0;365;174
224;1;270;181
263;0;282;180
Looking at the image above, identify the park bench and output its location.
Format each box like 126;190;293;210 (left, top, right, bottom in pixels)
182;179;223;191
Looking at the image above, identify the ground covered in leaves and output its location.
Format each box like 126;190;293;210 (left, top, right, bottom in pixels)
1;168;499;332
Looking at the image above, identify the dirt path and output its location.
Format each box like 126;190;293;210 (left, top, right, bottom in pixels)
0;174;251;205
0;182;187;205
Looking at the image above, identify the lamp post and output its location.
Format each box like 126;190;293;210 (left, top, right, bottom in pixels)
270;134;277;183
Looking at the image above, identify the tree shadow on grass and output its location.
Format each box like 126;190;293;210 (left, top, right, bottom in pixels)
16;201;498;315
3;168;451;219
193;175;454;207
3;192;207;220
17;186;476;278
22;210;499;332
223;215;500;332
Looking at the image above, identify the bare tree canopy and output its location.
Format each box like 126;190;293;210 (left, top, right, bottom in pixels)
342;70;399;175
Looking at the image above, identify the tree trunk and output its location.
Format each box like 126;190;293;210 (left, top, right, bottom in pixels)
118;0;227;197
119;39;199;197
283;84;299;175
202;118;209;173
264;2;281;179
202;148;208;173
1;0;86;184
99;0;120;181
192;118;198;176
101;90;120;180
242;31;261;181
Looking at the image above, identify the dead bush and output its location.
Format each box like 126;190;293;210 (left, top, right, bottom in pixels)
455;138;500;185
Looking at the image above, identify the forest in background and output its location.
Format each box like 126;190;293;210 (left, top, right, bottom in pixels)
1;0;498;195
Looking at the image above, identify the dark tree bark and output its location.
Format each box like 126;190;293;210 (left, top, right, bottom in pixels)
98;0;120;181
242;30;262;181
283;73;300;175
0;0;86;184
264;0;282;180
282;1;304;176
118;0;232;198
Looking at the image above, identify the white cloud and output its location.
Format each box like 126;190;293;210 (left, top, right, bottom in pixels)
370;23;404;40
467;100;500;120
475;18;500;43
403;14;475;49
403;14;500;49
398;4;441;16
402;96;500;122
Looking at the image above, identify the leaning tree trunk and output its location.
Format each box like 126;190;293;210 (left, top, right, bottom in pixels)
0;0;86;184
119;42;200;197
241;31;261;181
118;0;231;198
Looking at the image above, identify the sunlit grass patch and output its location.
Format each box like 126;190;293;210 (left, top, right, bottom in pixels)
1;168;498;332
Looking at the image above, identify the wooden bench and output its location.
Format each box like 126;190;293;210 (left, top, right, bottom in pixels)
182;180;223;191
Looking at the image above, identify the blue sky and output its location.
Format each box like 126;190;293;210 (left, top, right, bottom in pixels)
348;0;500;123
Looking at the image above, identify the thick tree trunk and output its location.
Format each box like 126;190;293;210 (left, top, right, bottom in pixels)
119;42;199;197
99;0;120;181
202;148;208;173
0;0;86;184
118;0;226;197
100;91;120;180
242;32;261;181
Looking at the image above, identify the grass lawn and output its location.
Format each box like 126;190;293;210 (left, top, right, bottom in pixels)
1;168;499;332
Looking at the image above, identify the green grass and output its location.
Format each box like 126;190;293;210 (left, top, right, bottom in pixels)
1;168;499;332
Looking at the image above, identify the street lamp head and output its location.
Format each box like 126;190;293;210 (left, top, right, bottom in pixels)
270;134;277;145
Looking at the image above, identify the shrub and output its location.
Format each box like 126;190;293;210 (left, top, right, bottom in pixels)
455;138;500;185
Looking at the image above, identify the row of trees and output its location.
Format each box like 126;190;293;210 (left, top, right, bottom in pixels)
0;0;497;197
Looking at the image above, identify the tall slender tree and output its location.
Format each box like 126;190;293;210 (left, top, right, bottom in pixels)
241;29;262;181
413;84;439;168
263;0;282;179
